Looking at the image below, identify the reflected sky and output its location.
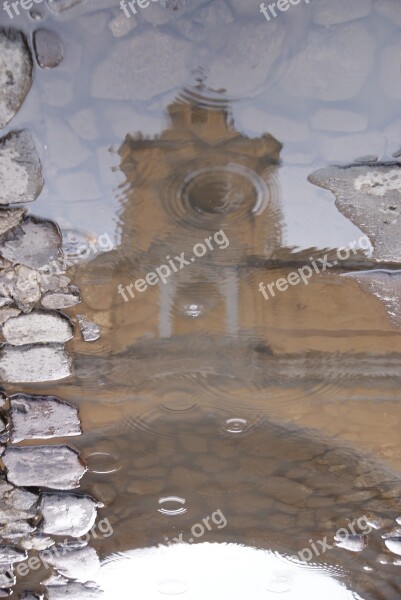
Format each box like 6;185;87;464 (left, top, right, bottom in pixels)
98;543;361;599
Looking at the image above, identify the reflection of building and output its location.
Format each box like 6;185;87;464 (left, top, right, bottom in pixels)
118;99;283;267
110;98;283;340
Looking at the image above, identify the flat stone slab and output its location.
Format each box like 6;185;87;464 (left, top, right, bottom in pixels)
3;445;87;490
46;583;103;599
0;344;72;383
0;208;26;236
41;286;81;309
0;132;43;205
0;544;27;564
0;29;32;130
0;480;39;524
9;394;81;442
0;216;62;270
309;164;401;262
40;493;98;537
40;545;99;581
2;311;74;346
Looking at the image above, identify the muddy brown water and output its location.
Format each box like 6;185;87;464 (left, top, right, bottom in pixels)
2;1;401;598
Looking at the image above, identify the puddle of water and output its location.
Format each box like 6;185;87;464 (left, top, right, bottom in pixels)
2;0;401;598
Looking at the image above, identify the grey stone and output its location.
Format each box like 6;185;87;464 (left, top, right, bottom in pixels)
381;39;401;99
0;545;27;564
108;12;137;38
40;493;98;537
0;29;32;129
41;286;81;309
375;0;401;27
91;30;191;102
9;393;81;442
68;108;98;141
0;209;26;236
46;0;84;12
0;480;39;524
0;307;20;326
0;566;14;589
0;216;62;270
33;29;64;70
313;0;372;26
310;109;368;133
19;593;43;600
0;343;72;383
384;537;401;556
46;583;104;599
12;265;41;313
0;132;44;205
77;315;100;342
281;23;375;101
308;164;401;262
334;533;368;552
207;22;284;97
46;118;91;169
40;546;99;581
19;535;54;551
3;445;87;490
0;521;35;539
2;311;74;346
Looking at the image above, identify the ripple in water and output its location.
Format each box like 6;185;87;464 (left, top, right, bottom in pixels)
158;497;187;516
266;572;292;594
158;579;188;595
85;451;121;474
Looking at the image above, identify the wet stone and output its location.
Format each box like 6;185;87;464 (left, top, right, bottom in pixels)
0;521;35;539
0;343;72;383
281;23;375;101
0;29;32;130
41;286;81;310
0;567;14;589
19;593;43;600
12;266;41;314
207;22;284;97
9;393;81;442
91;30;191;101
2;311;74;346
384;537;401;556
0;216;62;271
33;29;64;69
313;0;373;26
0;480;39;524
3;445;86;489
40;493;98;537
77;315;100;342
334;533;368;552
46;582;104;599
0;132;43;206
40;546;99;581
19;536;54;551
0;209;26;236
308;164;401;262
0;545;27;564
